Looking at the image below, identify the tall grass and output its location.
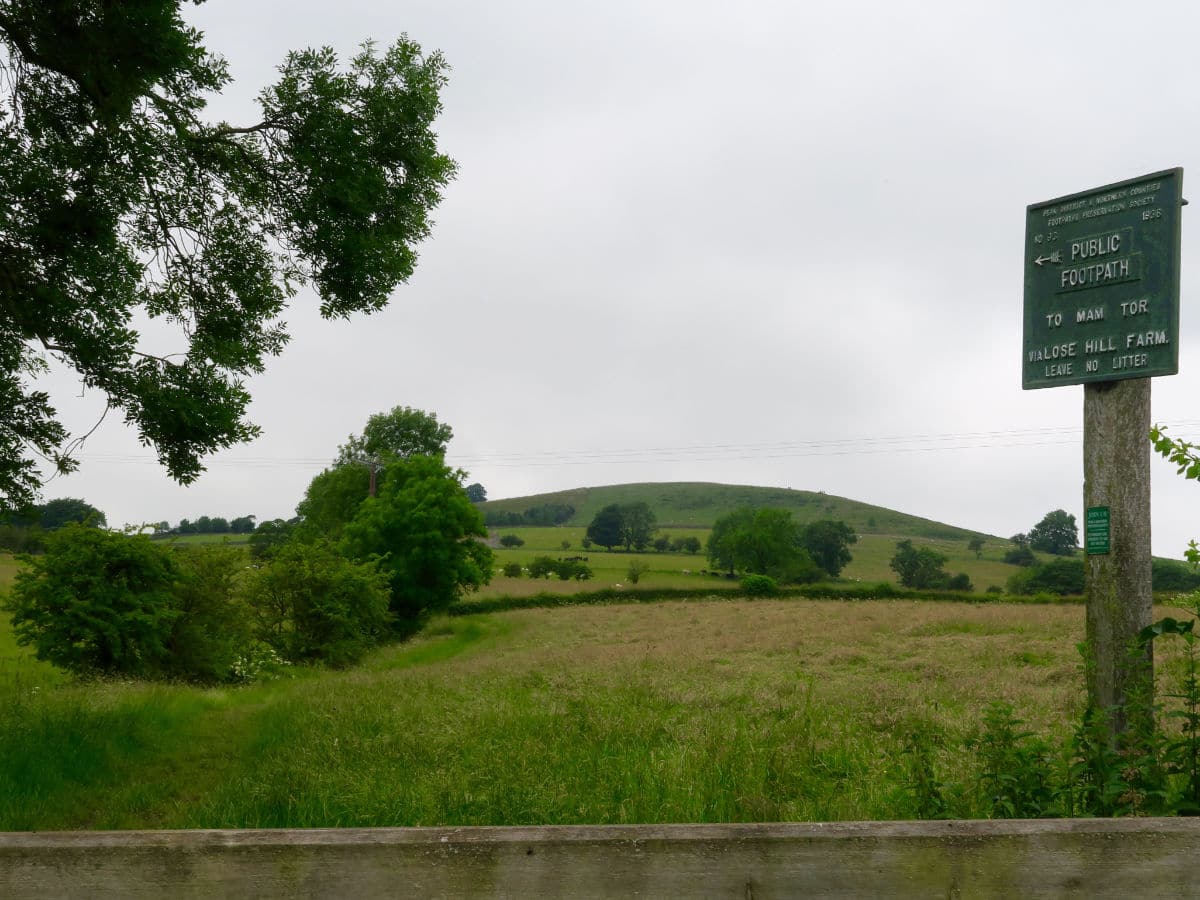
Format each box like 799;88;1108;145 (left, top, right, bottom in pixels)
0;598;1113;829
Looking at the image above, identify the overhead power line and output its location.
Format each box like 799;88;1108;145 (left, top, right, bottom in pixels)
70;420;1200;472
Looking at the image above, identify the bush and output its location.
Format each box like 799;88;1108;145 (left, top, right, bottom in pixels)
626;560;650;584
4;525;179;677
502;562;523;578
166;544;252;681
676;535;702;554
1153;559;1200;592
527;556;557;579
741;574;778;596
1003;546;1036;567
499;534;524;548
242;540;392;666
946;572;973;592
1007;558;1085;596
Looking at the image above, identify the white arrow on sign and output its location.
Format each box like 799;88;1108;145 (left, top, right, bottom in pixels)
1034;251;1062;266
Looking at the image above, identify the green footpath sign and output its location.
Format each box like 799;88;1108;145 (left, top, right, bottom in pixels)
1023;169;1183;389
1085;506;1111;555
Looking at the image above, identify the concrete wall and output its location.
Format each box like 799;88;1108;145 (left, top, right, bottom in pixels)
3;819;1199;898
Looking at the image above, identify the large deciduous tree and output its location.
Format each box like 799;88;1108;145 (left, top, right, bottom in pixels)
707;507;821;583
585;503;624;552
340;454;492;627
1028;509;1078;556
889;539;950;589
0;2;456;508
798;519;857;578
334;406;453;466
619;501;656;552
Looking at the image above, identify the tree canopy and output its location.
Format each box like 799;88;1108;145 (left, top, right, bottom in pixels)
334;406;453;466
706;507;821;583
798;519;857;578
889;539;950;589
340;454;492;626
0;3;455;508
1028;509;1078;556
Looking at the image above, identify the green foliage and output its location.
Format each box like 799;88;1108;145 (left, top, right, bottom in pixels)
229;516;257;534
484;503;575;528
4;525;179;676
946;572;973;592
1028;509;1078;556
968;537;985;558
675;535;702;554
1003;545;1036;566
740;574;778;596
527;556;558;579
653;535;671;552
1153;559;1200;593
707;507;820;583
889;540;950;589
249;518;296;560
585;504;624;551
798;519;857;577
340;455;493;625
524;556;590;581
165;544;252;682
465;482;487;503
1007;558;1084;596
966;703;1059;818
501;562;522;578
242;540;392;667
335;406;452;465
0;11;455;508
619;501;657;551
626;560;650;584
37;497;106;530
296;463;373;540
499;533;524;548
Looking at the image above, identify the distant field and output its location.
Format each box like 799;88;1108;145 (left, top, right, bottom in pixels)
482;526;1046;596
148;533;251;545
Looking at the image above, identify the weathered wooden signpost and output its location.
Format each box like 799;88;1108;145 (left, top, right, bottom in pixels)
1023;169;1184;739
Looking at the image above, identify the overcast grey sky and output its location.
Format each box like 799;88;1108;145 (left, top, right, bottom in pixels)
35;0;1200;555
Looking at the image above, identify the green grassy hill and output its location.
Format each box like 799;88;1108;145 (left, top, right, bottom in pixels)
479;482;989;541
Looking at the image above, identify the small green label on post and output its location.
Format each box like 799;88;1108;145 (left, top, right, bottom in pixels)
1086;506;1111;555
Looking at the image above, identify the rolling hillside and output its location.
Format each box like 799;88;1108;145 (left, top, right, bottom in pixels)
479;482;991;541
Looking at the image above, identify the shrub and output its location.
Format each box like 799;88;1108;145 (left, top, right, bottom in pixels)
1007;558;1085;596
499;534;524;548
676;535;702;554
166;544;253;681
242;540;392;666
4;525;179;677
946;572;973;592
626;560;651;584
741;574;778;596
1003;546;1036;567
554;560;592;581
527;556;557;579
1153;559;1200;592
502;562;523;578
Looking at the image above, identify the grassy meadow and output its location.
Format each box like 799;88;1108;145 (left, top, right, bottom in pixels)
9;584;1195;830
481;526;1043;596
